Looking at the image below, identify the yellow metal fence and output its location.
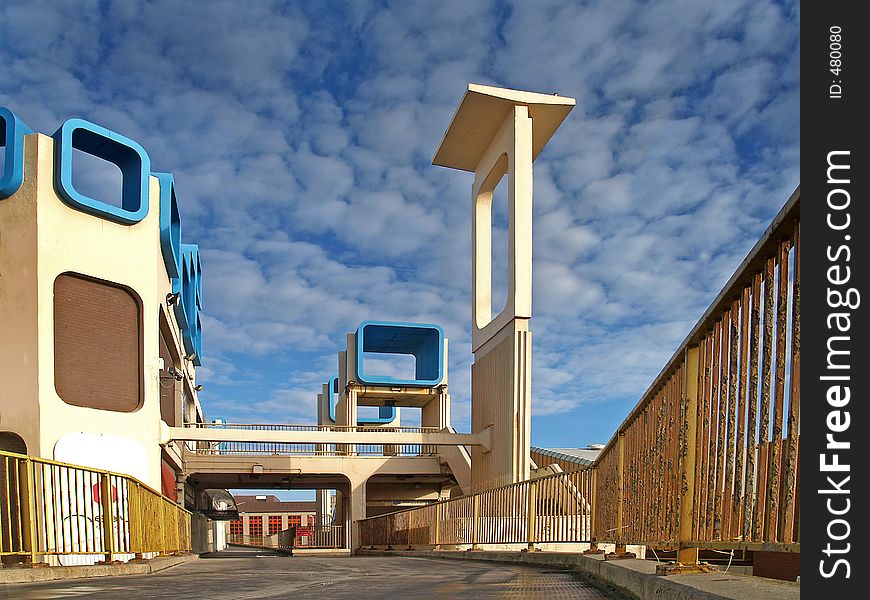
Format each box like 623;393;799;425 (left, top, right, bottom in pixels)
1;450;191;563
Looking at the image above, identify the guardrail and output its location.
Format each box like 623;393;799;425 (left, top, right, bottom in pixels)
184;423;441;457
591;188;800;561
0;450;191;564
357;189;800;564
228;525;345;550
359;468;595;548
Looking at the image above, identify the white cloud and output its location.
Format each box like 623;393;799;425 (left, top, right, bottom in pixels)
0;0;799;444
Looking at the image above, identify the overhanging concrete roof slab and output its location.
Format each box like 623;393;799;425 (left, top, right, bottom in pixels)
433;83;575;172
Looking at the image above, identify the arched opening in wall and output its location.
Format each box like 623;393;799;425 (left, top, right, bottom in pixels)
0;431;26;454
54;273;143;412
490;169;509;319
474;153;509;330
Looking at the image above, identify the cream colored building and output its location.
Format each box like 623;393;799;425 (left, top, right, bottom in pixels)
0;106;204;500
2;83;575;554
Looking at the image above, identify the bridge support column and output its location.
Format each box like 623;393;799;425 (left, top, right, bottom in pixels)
348;476;367;551
336;347;358;455
421;362;450;455
175;474;186;507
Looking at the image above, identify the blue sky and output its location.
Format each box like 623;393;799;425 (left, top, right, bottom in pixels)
1;0;799;448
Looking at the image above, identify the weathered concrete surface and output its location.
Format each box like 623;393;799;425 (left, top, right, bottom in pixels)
3;546;621;599
0;554;196;585
356;549;800;600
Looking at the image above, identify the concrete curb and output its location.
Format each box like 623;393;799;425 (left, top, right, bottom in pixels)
0;554;197;585
355;549;800;600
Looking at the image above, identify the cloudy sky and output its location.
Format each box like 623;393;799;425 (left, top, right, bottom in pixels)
1;0;799;448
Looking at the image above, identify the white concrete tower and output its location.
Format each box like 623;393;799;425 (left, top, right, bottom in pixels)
433;84;574;492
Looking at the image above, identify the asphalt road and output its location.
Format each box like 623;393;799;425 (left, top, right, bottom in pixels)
3;546;626;599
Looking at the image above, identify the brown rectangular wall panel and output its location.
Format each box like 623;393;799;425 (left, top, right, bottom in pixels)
54;273;143;412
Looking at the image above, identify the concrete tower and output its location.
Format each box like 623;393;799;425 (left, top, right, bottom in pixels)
434;85;574;492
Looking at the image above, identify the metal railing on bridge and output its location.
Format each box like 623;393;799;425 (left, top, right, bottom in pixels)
359;189;800;563
228;525;344;550
186;422;441;457
1;450;191;564
593;189;800;561
360;468;595;548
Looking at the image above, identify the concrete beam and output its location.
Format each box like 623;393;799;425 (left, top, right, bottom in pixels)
162;424;491;451
183;453;446;476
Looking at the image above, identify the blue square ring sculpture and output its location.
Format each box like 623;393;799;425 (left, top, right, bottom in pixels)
1;107;33;200
52;118;151;225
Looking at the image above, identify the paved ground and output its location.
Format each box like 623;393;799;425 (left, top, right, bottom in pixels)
2;546;626;599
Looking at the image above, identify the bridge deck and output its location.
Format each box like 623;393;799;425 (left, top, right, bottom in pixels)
7;548;622;599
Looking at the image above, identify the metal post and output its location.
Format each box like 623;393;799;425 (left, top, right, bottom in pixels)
99;473;114;562
471;495;480;550
128;482;144;559
678;346;701;566
158;497;167;555
18;458;39;564
526;481;537;551
614;434;626;555
590;467;598;550
433;503;441;549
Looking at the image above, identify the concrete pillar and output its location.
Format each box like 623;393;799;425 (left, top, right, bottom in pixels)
348;477;367;550
334;490;345;524
175;474;186;508
422;391;450;431
433;85;574;492
336;347;358;455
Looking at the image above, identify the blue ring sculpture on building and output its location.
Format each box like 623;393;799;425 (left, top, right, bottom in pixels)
176;244;203;366
355;321;444;387
1;107;204;367
156;173;182;279
0;107;33;199
327;376;396;425
52;117;151;225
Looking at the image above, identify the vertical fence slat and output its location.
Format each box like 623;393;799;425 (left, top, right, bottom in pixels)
734;285;750;541
781;221;800;542
766;238;791;542
745;271;762;541
723;299;740;541
679;346;700;564
756;256;775;538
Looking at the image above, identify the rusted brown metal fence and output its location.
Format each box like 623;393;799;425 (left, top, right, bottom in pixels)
358;189;799;562
592;188;800;561
1;450;191;564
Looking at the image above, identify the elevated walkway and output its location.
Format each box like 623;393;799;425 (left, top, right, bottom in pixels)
169;422;477;494
184;452;452;489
